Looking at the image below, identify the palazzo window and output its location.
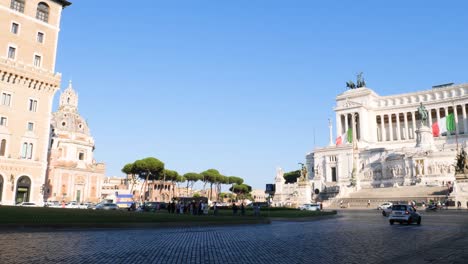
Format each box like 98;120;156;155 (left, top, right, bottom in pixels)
10;0;25;13
11;23;19;34
0;139;6;156
78;152;85;161
21;143;27;159
0;117;7;126
37;32;44;43
36;3;49;23
29;99;38;112
34;55;42;67
1;93;12;106
21;143;34;159
27;122;34;131
8;47;16;60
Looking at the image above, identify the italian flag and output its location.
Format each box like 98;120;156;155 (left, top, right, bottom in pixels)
336;129;353;145
432;113;455;137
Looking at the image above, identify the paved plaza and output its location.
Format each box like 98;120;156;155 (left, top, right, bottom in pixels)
0;210;467;264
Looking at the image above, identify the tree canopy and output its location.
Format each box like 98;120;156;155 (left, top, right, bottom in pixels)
283;170;301;184
228;176;243;185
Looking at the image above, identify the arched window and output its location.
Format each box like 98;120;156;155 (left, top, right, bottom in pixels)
27;143;33;159
0;139;6;156
36;2;49;23
10;0;25;13
21;142;27;159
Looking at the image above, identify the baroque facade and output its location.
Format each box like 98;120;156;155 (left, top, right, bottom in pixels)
45;82;105;203
0;0;71;205
307;84;467;203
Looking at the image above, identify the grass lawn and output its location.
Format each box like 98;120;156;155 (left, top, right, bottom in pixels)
0;206;336;229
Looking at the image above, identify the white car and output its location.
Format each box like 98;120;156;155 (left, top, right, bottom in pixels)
377;202;393;210
17;202;39;207
299;203;321;211
389;204;421;225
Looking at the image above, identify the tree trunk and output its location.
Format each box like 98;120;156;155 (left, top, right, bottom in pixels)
209;182;213;201
145;170;150;201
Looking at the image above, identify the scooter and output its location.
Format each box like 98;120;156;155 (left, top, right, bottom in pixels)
426;204;437;211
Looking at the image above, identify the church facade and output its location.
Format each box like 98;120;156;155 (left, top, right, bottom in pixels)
45;82;105;203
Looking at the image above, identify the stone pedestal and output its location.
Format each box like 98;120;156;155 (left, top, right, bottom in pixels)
454;174;468;209
297;181;312;205
415;125;436;151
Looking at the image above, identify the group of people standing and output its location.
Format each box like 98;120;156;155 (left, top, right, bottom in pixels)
166;200;210;215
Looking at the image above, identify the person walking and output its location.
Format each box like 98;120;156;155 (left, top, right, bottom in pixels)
213;202;218;216
367;200;371;208
232;202;238;215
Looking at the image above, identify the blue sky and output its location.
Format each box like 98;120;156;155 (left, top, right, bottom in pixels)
54;0;468;189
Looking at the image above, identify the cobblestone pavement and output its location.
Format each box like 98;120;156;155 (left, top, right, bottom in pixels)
1;210;467;264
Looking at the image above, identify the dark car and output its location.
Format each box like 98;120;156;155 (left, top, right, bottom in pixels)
142;202;166;212
95;203;119;210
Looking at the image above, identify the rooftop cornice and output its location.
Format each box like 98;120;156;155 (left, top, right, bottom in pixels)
51;0;72;8
0;58;61;92
378;83;468;100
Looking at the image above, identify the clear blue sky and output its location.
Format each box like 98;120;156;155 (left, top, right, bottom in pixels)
54;0;468;189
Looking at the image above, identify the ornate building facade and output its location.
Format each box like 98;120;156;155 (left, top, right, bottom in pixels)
306;83;467;205
0;0;71;205
45;82;105;203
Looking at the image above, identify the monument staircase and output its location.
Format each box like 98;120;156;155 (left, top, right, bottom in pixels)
325;185;449;209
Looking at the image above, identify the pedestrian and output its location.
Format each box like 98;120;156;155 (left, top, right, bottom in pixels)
340;200;343;208
198;201;203;215
367;200;371;208
171;201;176;214
457;201;461;209
213;202;218;216
232;202;238;215
255;204;261;216
241;203;245;216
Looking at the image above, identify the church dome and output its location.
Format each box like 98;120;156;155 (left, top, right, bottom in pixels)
51;111;90;135
51;81;91;136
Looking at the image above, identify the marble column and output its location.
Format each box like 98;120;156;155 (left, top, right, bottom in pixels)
382;115;386;142
389;114;394;141
396;113;401;141
336;114;342;136
454;105;459;135
427;109;433;127
444;107;449;135
345;114;349;133
404;112;409;140
411;111;416;139
462;104;467;134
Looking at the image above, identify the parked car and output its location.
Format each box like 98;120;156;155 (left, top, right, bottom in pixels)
142;202;166;212
299;203;321;211
389;204;421;225
17;202;39;207
95;203;119;210
65;201;81;209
